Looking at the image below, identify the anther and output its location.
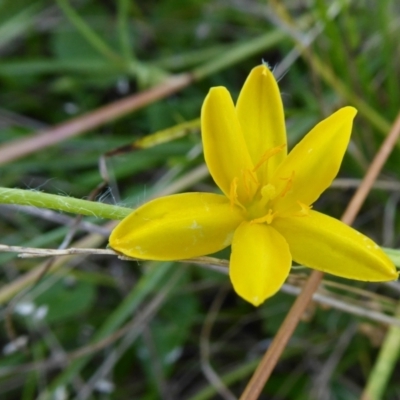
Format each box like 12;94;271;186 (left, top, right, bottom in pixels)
240;169;259;201
252;144;286;172
230;178;238;209
279;170;295;198
294;201;312;217
229;177;246;211
250;209;276;225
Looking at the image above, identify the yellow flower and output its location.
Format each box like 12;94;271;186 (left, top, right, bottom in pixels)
109;65;398;306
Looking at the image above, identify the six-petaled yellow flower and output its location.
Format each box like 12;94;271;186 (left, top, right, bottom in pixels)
109;65;398;306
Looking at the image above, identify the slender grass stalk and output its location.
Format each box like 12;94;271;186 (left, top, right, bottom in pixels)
117;0;135;64
239;110;400;400
0;59;113;75
0;188;131;220
0;3;42;49
269;1;392;136
361;305;400;400
39;262;174;398
0;29;286;165
156;46;227;70
0;229;108;304
306;53;391;135
192;30;286;81
56;0;125;67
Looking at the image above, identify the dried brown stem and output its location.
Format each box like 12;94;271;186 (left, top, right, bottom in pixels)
0;271;178;378
240;112;400;400
0;74;192;165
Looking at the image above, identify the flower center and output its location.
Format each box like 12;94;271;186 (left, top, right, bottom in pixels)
246;185;278;224
261;184;276;201
228;144;311;225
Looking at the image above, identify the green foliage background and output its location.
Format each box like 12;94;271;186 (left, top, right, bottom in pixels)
1;0;400;399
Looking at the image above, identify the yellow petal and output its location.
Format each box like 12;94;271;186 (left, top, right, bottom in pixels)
271;107;357;214
201;87;254;199
273;210;398;281
230;222;292;306
109;193;243;260
236;65;287;182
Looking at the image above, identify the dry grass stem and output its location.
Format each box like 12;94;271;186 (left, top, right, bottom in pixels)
2;244;399;327
0;74;192;165
240;111;400;399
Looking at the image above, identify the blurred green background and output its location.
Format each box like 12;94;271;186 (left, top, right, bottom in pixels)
1;0;400;399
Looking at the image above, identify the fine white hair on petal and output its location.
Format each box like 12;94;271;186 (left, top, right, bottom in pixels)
261;59;271;70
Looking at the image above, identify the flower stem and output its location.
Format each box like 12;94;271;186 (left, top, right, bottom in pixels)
0;187;132;220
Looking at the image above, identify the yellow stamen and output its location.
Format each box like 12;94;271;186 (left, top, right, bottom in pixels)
246;168;259;185
230;177;238;209
242;168;259;199
294;201;312;217
229;177;246;211
250;209;276;225
252;144;286;172
279;170;295;198
242;171;250;197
